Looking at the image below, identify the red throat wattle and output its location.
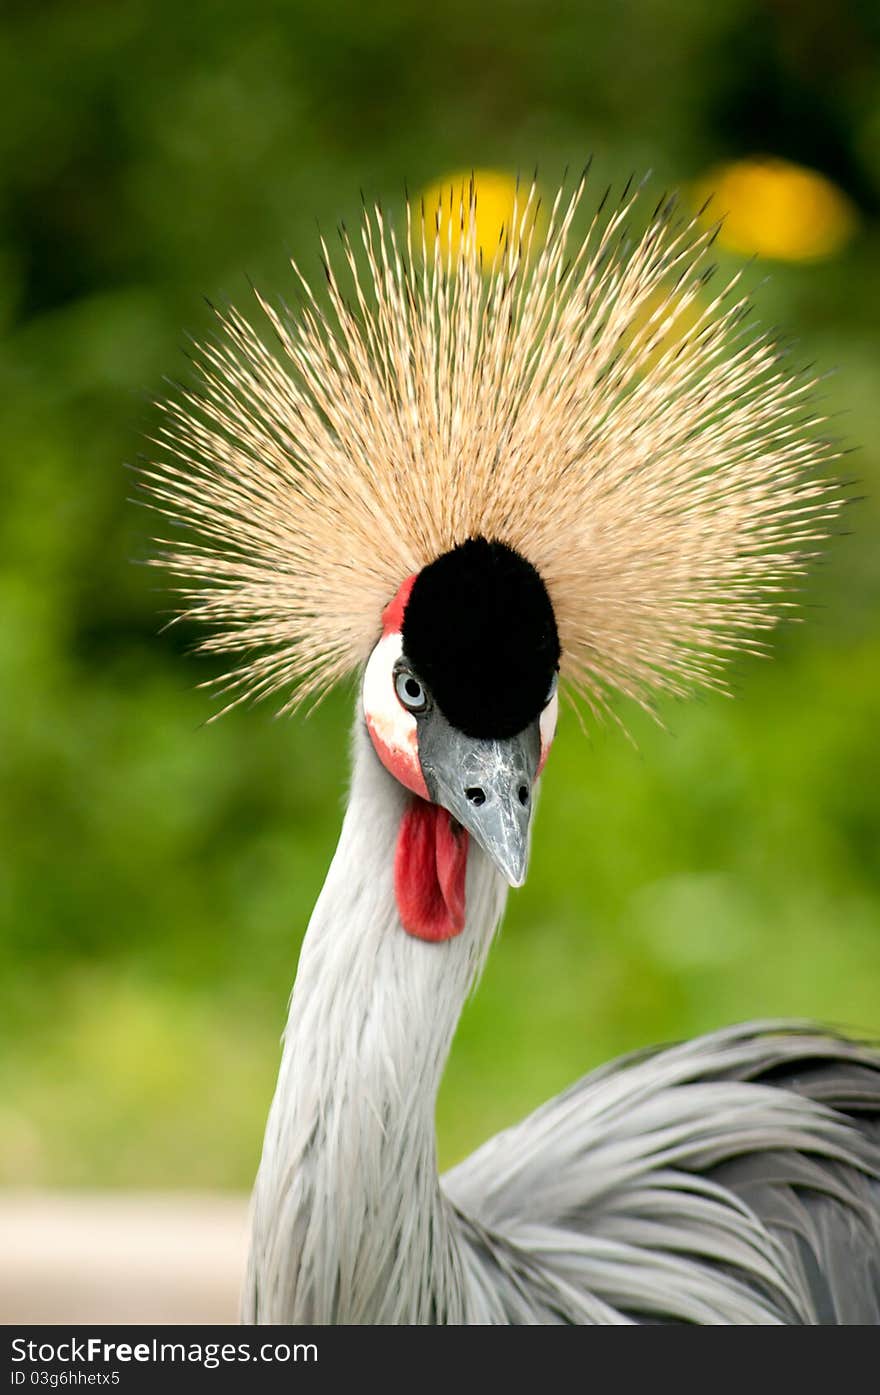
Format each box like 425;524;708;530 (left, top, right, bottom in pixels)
394;799;469;942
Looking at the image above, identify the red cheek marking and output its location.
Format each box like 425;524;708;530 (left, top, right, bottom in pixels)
394;799;469;942
537;738;552;777
382;574;417;636
366;715;429;800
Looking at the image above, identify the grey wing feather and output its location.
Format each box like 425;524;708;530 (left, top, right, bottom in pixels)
707;1052;880;1325
442;1021;880;1324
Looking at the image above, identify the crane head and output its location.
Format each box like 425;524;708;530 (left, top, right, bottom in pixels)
362;538;559;924
145;179;841;936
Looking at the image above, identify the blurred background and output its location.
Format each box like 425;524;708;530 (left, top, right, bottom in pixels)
1;0;879;1320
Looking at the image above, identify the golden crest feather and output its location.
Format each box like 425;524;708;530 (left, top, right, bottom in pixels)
144;173;842;719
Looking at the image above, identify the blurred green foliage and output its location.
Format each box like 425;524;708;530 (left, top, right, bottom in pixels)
1;0;879;1189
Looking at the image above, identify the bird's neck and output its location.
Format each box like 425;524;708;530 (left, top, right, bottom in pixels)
243;720;506;1323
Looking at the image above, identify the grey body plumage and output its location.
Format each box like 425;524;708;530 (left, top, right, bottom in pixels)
243;723;880;1326
447;1026;880;1324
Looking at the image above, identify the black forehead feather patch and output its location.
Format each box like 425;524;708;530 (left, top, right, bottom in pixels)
401;537;560;740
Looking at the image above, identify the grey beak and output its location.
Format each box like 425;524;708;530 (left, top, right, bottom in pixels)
418;710;541;888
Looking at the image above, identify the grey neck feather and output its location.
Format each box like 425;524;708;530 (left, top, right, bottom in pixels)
242;717;507;1323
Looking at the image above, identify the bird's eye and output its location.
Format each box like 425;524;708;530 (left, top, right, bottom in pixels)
544;671;559;706
394;668;430;714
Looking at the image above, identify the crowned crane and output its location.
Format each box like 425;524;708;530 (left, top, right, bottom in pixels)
146;175;880;1324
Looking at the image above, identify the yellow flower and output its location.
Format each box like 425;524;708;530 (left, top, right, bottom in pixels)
417;169;547;266
695;157;857;261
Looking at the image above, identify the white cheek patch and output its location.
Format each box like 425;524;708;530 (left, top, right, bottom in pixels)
363;630;407;735
362;631;424;794
538;691;559;774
